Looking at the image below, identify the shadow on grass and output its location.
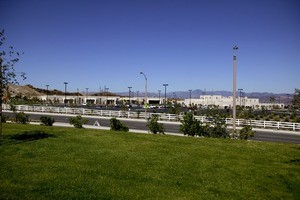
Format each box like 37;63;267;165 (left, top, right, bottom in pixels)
286;159;300;164
1;130;55;145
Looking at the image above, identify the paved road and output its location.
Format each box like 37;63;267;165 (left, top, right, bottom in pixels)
4;111;300;144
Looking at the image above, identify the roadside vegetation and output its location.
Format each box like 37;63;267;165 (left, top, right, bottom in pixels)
0;123;299;199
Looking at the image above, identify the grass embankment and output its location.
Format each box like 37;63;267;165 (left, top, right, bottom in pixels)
0;124;299;199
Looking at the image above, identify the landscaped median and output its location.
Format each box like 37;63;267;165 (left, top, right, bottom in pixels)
0;123;299;199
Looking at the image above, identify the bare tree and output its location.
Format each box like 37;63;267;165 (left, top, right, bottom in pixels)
0;29;26;140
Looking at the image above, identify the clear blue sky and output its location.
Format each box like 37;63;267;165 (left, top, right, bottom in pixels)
1;0;299;94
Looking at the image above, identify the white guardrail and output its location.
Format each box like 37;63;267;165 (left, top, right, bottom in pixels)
2;104;300;131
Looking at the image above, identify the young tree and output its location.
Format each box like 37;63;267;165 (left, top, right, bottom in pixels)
147;115;165;134
179;112;201;136
0;29;26;139
292;89;300;110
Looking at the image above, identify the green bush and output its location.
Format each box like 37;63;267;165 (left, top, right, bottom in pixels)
69;115;88;128
179;112;201;136
14;112;29;124
110;117;129;132
147;115;165;134
40;116;55;126
293;117;300;123
239;125;255;140
1;115;8;123
284;117;290;122
208;115;230;138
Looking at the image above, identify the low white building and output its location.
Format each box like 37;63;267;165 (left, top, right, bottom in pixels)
180;95;284;109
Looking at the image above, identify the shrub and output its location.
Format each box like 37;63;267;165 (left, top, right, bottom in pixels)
208;115;230;138
273;115;281;122
284;117;290;122
40;116;55;126
110;118;129;132
14;112;29;124
1;115;8;123
147;115;165;134
69;115;88;128
239;125;255;140
179;112;201;136
293;117;300;123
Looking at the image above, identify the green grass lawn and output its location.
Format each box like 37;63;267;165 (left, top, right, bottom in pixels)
0;123;299;199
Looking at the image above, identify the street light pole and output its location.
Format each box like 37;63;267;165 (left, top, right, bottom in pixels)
128;86;132;106
106;88;109;107
238;88;243;107
46;84;49;106
86;88;89;105
188;90;192;106
158;90;161;104
233;45;238;131
64;82;68;107
163;84;168;112
140;72;148;118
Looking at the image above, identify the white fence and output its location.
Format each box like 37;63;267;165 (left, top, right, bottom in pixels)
3;104;300;131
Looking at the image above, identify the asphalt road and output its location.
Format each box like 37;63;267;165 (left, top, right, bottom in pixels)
4;111;300;144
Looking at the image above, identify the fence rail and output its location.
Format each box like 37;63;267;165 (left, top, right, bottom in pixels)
3;104;300;131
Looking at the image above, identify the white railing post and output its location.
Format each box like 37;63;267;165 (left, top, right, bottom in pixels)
293;123;296;131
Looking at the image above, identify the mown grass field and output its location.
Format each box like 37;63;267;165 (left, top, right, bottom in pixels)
0;123;299;199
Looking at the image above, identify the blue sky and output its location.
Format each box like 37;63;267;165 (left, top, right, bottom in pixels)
1;0;299;94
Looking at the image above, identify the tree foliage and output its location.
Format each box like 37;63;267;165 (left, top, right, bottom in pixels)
179;112;230;138
292;88;300;110
0;29;26;139
179;112;201;136
69;115;88;128
40;116;55;126
14;112;29;124
110;117;129;132
147;115;165;134
239;125;256;140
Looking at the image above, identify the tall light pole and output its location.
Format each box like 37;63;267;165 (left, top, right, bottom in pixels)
158;90;161;104
63;82;68;107
140;72;148;118
106;88;109;107
233;45;238;131
163;84;168;112
77;88;79;105
128;86;132;106
46;84;49;106
86;88;89;105
238;88;243;107
188;90;192;106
